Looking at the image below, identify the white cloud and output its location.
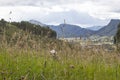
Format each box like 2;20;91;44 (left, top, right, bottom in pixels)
0;6;47;21
0;0;120;27
0;0;85;6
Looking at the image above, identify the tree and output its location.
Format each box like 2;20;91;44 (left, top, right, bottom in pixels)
11;21;57;38
114;23;120;51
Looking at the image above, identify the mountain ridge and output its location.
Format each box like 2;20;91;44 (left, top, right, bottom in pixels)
95;19;120;36
86;26;103;31
29;19;120;38
49;24;94;38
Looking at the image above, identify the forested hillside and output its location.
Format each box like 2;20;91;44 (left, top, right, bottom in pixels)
0;19;57;41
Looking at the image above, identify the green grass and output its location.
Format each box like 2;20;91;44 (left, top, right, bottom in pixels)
0;46;120;80
0;29;120;80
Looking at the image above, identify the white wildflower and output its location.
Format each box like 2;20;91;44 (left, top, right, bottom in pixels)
50;49;57;55
50;49;59;60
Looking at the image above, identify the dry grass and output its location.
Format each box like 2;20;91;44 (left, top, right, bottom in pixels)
0;32;120;80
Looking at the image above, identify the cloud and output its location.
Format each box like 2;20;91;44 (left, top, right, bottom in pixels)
0;0;120;27
39;10;108;27
0;0;120;15
0;6;49;21
0;0;85;6
0;0;41;6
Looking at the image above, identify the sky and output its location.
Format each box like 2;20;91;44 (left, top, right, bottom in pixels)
0;0;120;28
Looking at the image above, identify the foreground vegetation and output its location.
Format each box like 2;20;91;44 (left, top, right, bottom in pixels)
0;37;120;80
0;19;120;80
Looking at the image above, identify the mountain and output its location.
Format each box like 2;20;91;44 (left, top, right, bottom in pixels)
29;19;94;38
95;19;120;36
29;20;46;27
29;19;120;38
87;26;103;31
49;24;94;38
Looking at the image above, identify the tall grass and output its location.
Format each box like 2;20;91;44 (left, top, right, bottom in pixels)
0;32;120;80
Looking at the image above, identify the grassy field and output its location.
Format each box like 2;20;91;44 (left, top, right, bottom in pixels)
0;35;120;80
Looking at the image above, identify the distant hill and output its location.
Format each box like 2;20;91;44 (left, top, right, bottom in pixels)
49;24;94;38
29;19;120;38
29;20;46;27
95;19;120;36
86;26;103;31
29;20;94;38
0;19;57;41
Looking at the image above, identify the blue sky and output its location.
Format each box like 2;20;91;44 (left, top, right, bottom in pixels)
0;0;120;27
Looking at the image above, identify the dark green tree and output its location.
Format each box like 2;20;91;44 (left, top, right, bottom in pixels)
11;21;57;38
114;23;120;51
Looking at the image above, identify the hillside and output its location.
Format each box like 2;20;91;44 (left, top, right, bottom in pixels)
95;19;120;36
86;26;103;31
0;19;57;41
29;19;46;27
49;24;94;38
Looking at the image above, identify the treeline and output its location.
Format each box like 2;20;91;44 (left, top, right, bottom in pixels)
0;19;57;39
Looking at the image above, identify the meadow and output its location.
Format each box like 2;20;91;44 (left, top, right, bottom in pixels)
0;33;120;80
